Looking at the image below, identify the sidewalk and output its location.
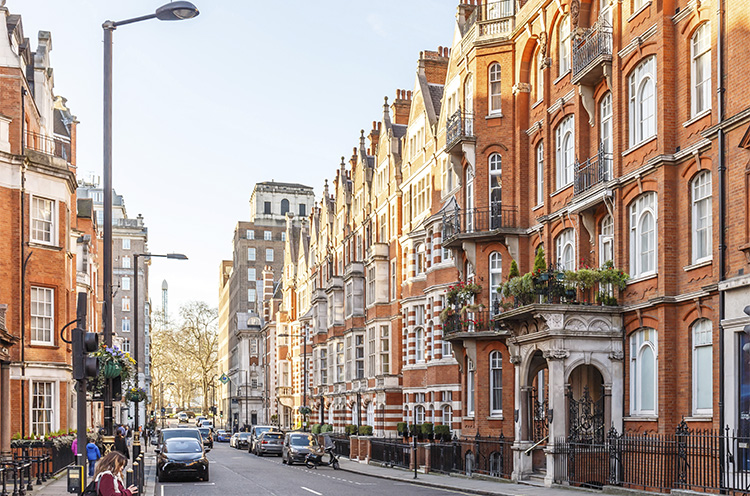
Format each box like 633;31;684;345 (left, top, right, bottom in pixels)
34;451;157;496
338;458;603;496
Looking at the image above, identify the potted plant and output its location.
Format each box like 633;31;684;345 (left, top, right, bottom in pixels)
358;425;373;436
409;423;421;440
397;422;408;438
311;424;321;434
434;424;451;442
321;424;333;433
533;247;548;280
598;261;629;290
125;386;147;403
94;344;134;380
421;422;434;441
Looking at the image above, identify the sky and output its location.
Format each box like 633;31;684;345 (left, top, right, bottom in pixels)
14;0;458;314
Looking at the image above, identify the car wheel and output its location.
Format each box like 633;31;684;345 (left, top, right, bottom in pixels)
203;469;209;482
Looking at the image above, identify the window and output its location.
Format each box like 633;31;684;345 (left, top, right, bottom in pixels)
122;238;130;250
122;318;131;333
380;325;390;374
248;248;256;261
489;252;502;316
379;213;387;242
442;405;453;429
121;277;131;291
299;204;306;217
489;153;502;218
31;381;53;436
692;23;711;116
536;142;544;205
600;92;613;180
345;281;353;317
281;232;286;242
536;49;545;101
264;231;272;241
601;0;613;25
692;319;712;414
556;229;576;271
30;287;54;345
122;256;131;269
416;244;426;275
555;115;575;189
122;297;131;312
320;348;328;385
121;339;130;353
415;405;425;424
629;192;657;277
442;158;456;193
415;327;425;363
355;334;365;379
442;331;452;358
559;15;571;75
336;342;344;382
248;268;256;281
367;267;376;305
367;402;375;427
490;351;503;416
692;171;712;263
467;359;475;417
600;214;614;266
264;201;271;214
413;175;430;217
265;249;274;262
629;56;656;146
630;328;657;415
466;167;475;231
368;327;376;375
31;197;54;244
489;63;502;114
246;229;254;240
280;199;290;215
464;74;474;135
248;288;256;302
390;260;397;301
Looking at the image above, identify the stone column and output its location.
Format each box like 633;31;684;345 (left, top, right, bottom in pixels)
544;353;568;487
511;355;529;482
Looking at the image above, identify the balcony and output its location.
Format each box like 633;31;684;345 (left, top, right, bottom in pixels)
571;19;613;86
443;310;504;341
25;131;72;163
441;204;521;247
445;107;475;155
574;146;613;195
276;386;292;398
477;0;515;41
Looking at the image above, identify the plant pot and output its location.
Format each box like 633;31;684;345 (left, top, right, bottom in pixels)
102;361;122;379
565;289;576;299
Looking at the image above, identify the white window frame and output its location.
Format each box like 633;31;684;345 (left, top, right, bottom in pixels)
489;252;502;316
490;351;503;416
442;405;453;429
380;325;390;375
692;319;713;415
122;238;131;250
246;229;254;240
122;256;131;269
122;297;131;312
630;328;658;416
600;92;613;180
559;15;571;75
265;248;274;262
345;281;353;317
556;228;576;271
415;327;425;363
555;115;575;189
248;268;256;281
248;288;256;302
248;248;256;261
629;57;657;146
629;192;658;278
691;170;712;263
691;23;711;116
600;214;614;266
264;231;272;241
489;153;502;213
416;244;426;275
121;338;130;354
30;286;54;345
467;359;475;417
31;196;55;245
536;142;544;205
536;50;545;102
415;405;426;424
31;380;55;436
489;63;502;114
441;331;452;358
121;277;131;291
122;318;131;333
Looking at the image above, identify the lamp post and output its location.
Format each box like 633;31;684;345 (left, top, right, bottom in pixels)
102;1;199;437
159;381;175;430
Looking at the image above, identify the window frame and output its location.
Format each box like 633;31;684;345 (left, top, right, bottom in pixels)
691;23;711;116
556;228;576;271
466;359;475;417
559;15;571;76
247;247;256;261
629;192;658;278
30;196;56;246
536;142;544;205
31;380;55;436
488;63;502;114
691;170;712;263
692;319;713;415
630;328;658;416
489;252;502;316
555;115;575;190
415;327;425;363
30;286;54;345
489;351;503;416
628;57;657;146
265;248;274;262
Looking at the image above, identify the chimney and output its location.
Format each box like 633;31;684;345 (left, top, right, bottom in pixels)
391;89;411;125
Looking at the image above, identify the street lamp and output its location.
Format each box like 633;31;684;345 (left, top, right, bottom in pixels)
132;253;187;437
101;1;199;437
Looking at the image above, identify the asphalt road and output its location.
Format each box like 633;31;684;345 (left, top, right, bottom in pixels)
154;441;471;496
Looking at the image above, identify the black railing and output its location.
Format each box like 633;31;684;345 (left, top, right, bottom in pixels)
446;108;474;150
370;438;411;469
442;205;519;242
572;18;613;79
429;435;513;479
554;422;750;494
25;131;72;162
574;145;613;195
443;310;499;335
328;434;350;458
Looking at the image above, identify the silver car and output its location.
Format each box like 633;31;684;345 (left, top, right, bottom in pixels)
282;432;319;465
254;431;284;457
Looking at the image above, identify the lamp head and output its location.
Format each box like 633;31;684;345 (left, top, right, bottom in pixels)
155;1;199;21
167;253;188;260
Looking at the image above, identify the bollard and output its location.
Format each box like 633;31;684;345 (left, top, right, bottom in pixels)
125;468;133;488
132;461;139;492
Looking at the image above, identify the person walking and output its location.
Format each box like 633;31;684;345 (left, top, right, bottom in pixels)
93;451;138;496
71;437;78;457
85;438;101;477
114;430;129;460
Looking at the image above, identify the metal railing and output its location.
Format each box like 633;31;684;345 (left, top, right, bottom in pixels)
463;0;515;37
442;205;519;242
574;145;613;195
572;18;613;79
370;438;411;469
25;131;72;162
328;434;350;458
429;434;513;479
446;108;474;150
443;310;499;335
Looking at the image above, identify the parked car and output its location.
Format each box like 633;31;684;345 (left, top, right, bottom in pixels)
197;427;213;449
282;432;319;465
200;420;214;430
215;430;230;442
177;412;188;423
154;427;202;450
195;416;207;427
156;437;209;482
253;431;284;457
235;431;251;449
249;425;277;454
229;432;239;448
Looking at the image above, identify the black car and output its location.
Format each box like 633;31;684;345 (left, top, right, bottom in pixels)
197;427;213;449
282;432;319;465
154;427;203;450
235;431;251;449
156;437;210;482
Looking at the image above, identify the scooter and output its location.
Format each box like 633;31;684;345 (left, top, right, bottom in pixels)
305;446;340;470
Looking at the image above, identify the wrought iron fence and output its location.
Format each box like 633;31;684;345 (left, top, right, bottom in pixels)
553;422;750;495
327;434;350;458
446;108;474;150
442;205;519;242
568;385;605;443
443;310;499;335
429;435;513;479
369;438;411;469
574;145;613;195
25;131;72;162
572;18;613;78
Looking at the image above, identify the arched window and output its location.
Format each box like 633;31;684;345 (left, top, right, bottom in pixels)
280;198;290;215
489;63;502;114
415;327;425;363
692;319;712;415
600;92;613;180
691;23;711;116
489;153;502;219
629;192;657;277
536;142;544;205
559;15;571;75
555;115;575;189
442;405;453;430
466;359;475;417
366;402;375;427
536;49;545;101
490;351;503;415
466;166;475;231
629;57;657;146
415;405;425;424
692;170;712;263
416;243;426;275
630;328;657;415
555;228;575;271
489;252;502;316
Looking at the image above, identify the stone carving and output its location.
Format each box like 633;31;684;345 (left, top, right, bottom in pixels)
538;31;548;57
571;0;581;29
509;355;522;364
609;350;624;361
544;349;570;360
567;318;587;332
512;82;532;94
539;313;564;330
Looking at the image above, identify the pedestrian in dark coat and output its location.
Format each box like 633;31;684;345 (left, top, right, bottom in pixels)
114;431;129;460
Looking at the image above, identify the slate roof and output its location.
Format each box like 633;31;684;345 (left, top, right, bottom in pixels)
392;124;407;139
428;84;445;119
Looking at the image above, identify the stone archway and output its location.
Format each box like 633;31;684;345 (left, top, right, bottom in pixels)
566;364;606;442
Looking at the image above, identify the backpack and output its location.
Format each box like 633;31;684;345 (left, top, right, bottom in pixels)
81;479;99;496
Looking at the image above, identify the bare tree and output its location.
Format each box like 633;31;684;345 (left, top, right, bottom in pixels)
177;302;219;415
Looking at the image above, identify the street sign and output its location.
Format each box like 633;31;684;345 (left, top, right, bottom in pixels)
219;374;229;384
161;407;166;414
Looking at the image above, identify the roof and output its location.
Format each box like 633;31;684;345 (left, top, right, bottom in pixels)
428;84;444;119
256;181;314;190
392;124;407;138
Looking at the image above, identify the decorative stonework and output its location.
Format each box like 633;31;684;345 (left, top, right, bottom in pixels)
543;349;570;360
609;350;624;361
512;82;532;95
509;355;522;364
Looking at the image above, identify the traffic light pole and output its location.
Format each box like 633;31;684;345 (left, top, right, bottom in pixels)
72;293;98;488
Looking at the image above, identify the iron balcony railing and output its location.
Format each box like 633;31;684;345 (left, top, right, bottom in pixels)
443;310;499;335
572;18;613;80
573;145;613;195
446;107;474;151
442;205;519;242
25;131;71;163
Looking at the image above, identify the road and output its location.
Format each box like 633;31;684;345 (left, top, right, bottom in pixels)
154;440;471;496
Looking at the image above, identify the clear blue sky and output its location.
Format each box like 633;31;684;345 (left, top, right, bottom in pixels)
15;0;457;314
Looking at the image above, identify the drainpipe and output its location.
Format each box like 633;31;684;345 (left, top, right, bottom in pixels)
19;86;27;438
716;0;726;487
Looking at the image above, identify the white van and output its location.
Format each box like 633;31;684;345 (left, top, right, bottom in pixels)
200;420;214;429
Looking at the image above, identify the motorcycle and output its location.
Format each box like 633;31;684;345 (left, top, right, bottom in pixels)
305;446;340;470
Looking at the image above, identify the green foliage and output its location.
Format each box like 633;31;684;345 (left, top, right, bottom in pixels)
508;259;520;280
445;281;482;308
311;424;321;434
344;424;358;436
408;424;420;437
599;261;630;290
575;268;601;289
533;246;546;273
596;291;618;306
434;425;451;438
321;424;333;433
358;425;373;436
502;272;535;304
420;423;433;436
397;422;407;435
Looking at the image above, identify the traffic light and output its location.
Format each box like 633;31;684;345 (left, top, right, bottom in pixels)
72;294;99;381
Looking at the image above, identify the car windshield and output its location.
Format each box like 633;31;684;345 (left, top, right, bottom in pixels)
289;434;317;447
165;438;202;453
198;429;210;437
238;432;250;439
162;429;200;441
262;433;283;440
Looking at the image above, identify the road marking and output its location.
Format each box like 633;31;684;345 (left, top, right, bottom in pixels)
301;487;322;495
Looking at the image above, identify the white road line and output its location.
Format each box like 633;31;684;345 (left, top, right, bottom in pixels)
160;485;164;496
301;487;323;495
